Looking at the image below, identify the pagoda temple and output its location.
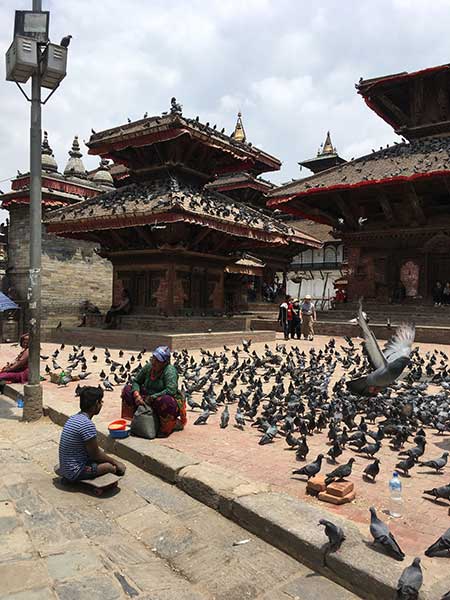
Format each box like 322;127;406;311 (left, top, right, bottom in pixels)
45;101;321;317
299;131;346;174
1;133;114;329
268;63;450;301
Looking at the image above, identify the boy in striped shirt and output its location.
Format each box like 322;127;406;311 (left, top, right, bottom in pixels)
58;386;126;481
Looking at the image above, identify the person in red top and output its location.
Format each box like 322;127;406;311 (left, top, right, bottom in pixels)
0;333;29;386
278;296;294;340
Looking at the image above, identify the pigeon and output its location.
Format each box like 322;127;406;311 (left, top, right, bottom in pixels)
369;506;405;560
396;557;422;600
347;303;415;395
193;410;210;425
60;35;72;48
235;408;245;429
327;440;342;463
363;458;380;481
292;454;324;480
296;437;309;461
102;378;114;392
220;405;230;429
318;519;345;552
325;458;355;486
424;527;450;557
419;452;448;473
423;483;450;502
441;592;450;600
396;456;416;477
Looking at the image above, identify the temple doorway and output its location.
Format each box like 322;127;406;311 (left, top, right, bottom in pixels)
429;255;450;290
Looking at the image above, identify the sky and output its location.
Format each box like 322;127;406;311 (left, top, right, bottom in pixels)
1;0;450;223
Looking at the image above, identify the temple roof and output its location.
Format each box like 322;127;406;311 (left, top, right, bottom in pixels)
205;171;276;192
45;174;321;249
289;219;339;244
268;135;450;208
299;131;346;174
86;105;280;176
357;63;450;139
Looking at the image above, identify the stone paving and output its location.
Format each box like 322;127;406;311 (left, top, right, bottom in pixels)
2;334;450;582
0;396;359;600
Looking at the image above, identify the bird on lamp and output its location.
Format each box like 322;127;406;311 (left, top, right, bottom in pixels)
60;35;72;48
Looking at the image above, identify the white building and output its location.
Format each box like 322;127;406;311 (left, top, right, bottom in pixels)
287;220;346;310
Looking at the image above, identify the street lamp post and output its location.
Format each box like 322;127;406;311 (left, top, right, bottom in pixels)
5;1;68;421
24;0;43;421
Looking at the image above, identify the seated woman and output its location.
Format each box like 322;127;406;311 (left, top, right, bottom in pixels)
104;289;132;329
122;345;187;437
0;333;30;385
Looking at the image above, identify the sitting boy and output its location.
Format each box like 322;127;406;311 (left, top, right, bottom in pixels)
58;386;126;481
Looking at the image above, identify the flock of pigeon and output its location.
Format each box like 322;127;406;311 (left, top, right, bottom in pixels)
40;312;450;599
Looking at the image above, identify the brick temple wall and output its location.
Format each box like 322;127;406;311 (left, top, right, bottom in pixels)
7;207;112;329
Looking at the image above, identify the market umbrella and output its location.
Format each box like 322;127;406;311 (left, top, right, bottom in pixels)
0;292;19;311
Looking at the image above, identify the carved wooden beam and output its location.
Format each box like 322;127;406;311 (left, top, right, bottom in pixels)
109;229;128;248
407;183;426;225
296;201;339;228
134;226;155;248
190;228;212;250
333;193;357;229
378;191;394;223
378;93;410;126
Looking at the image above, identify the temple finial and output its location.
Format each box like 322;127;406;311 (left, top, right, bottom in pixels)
231;111;246;143
64;135;87;178
320;131;336;156
41;131;58;173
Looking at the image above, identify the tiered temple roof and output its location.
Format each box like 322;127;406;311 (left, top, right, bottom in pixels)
299;131;346;174
268;64;450;231
46;174;320;249
1;133;114;211
46;102;320;260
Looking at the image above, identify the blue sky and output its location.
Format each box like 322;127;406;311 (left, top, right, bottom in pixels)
1;0;450;223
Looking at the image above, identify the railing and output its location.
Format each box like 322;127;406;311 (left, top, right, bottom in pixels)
291;261;342;270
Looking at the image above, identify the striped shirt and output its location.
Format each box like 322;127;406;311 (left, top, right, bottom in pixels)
58;413;97;481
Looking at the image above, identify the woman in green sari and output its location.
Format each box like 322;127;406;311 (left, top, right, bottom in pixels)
122;346;186;436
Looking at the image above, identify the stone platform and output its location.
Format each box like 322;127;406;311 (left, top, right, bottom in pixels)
251;318;450;344
47;326;276;351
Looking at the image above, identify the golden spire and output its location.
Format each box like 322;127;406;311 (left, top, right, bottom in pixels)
320;131;336;155
231;111;246;143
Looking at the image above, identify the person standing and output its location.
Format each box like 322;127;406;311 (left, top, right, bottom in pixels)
278;296;293;340
443;281;450;305
300;295;316;341
433;281;443;306
292;298;302;339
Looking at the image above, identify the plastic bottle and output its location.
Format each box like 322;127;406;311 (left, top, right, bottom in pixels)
389;471;403;518
16;396;24;408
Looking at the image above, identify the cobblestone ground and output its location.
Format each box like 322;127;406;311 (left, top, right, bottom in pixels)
0;395;359;600
3;334;449;567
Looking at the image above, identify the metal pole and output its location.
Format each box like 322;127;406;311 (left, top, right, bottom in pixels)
23;0;43;420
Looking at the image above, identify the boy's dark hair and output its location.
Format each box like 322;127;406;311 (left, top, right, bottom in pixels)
79;386;104;412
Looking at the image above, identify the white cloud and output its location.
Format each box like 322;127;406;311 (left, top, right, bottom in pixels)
2;0;450;218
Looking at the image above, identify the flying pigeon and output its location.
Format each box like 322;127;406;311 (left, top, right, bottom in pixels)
347;302;415;395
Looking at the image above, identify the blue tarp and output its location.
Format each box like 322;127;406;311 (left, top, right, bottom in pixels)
0;292;19;311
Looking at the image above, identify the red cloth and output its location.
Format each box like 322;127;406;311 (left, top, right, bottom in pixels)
286;302;294;321
0;368;29;383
